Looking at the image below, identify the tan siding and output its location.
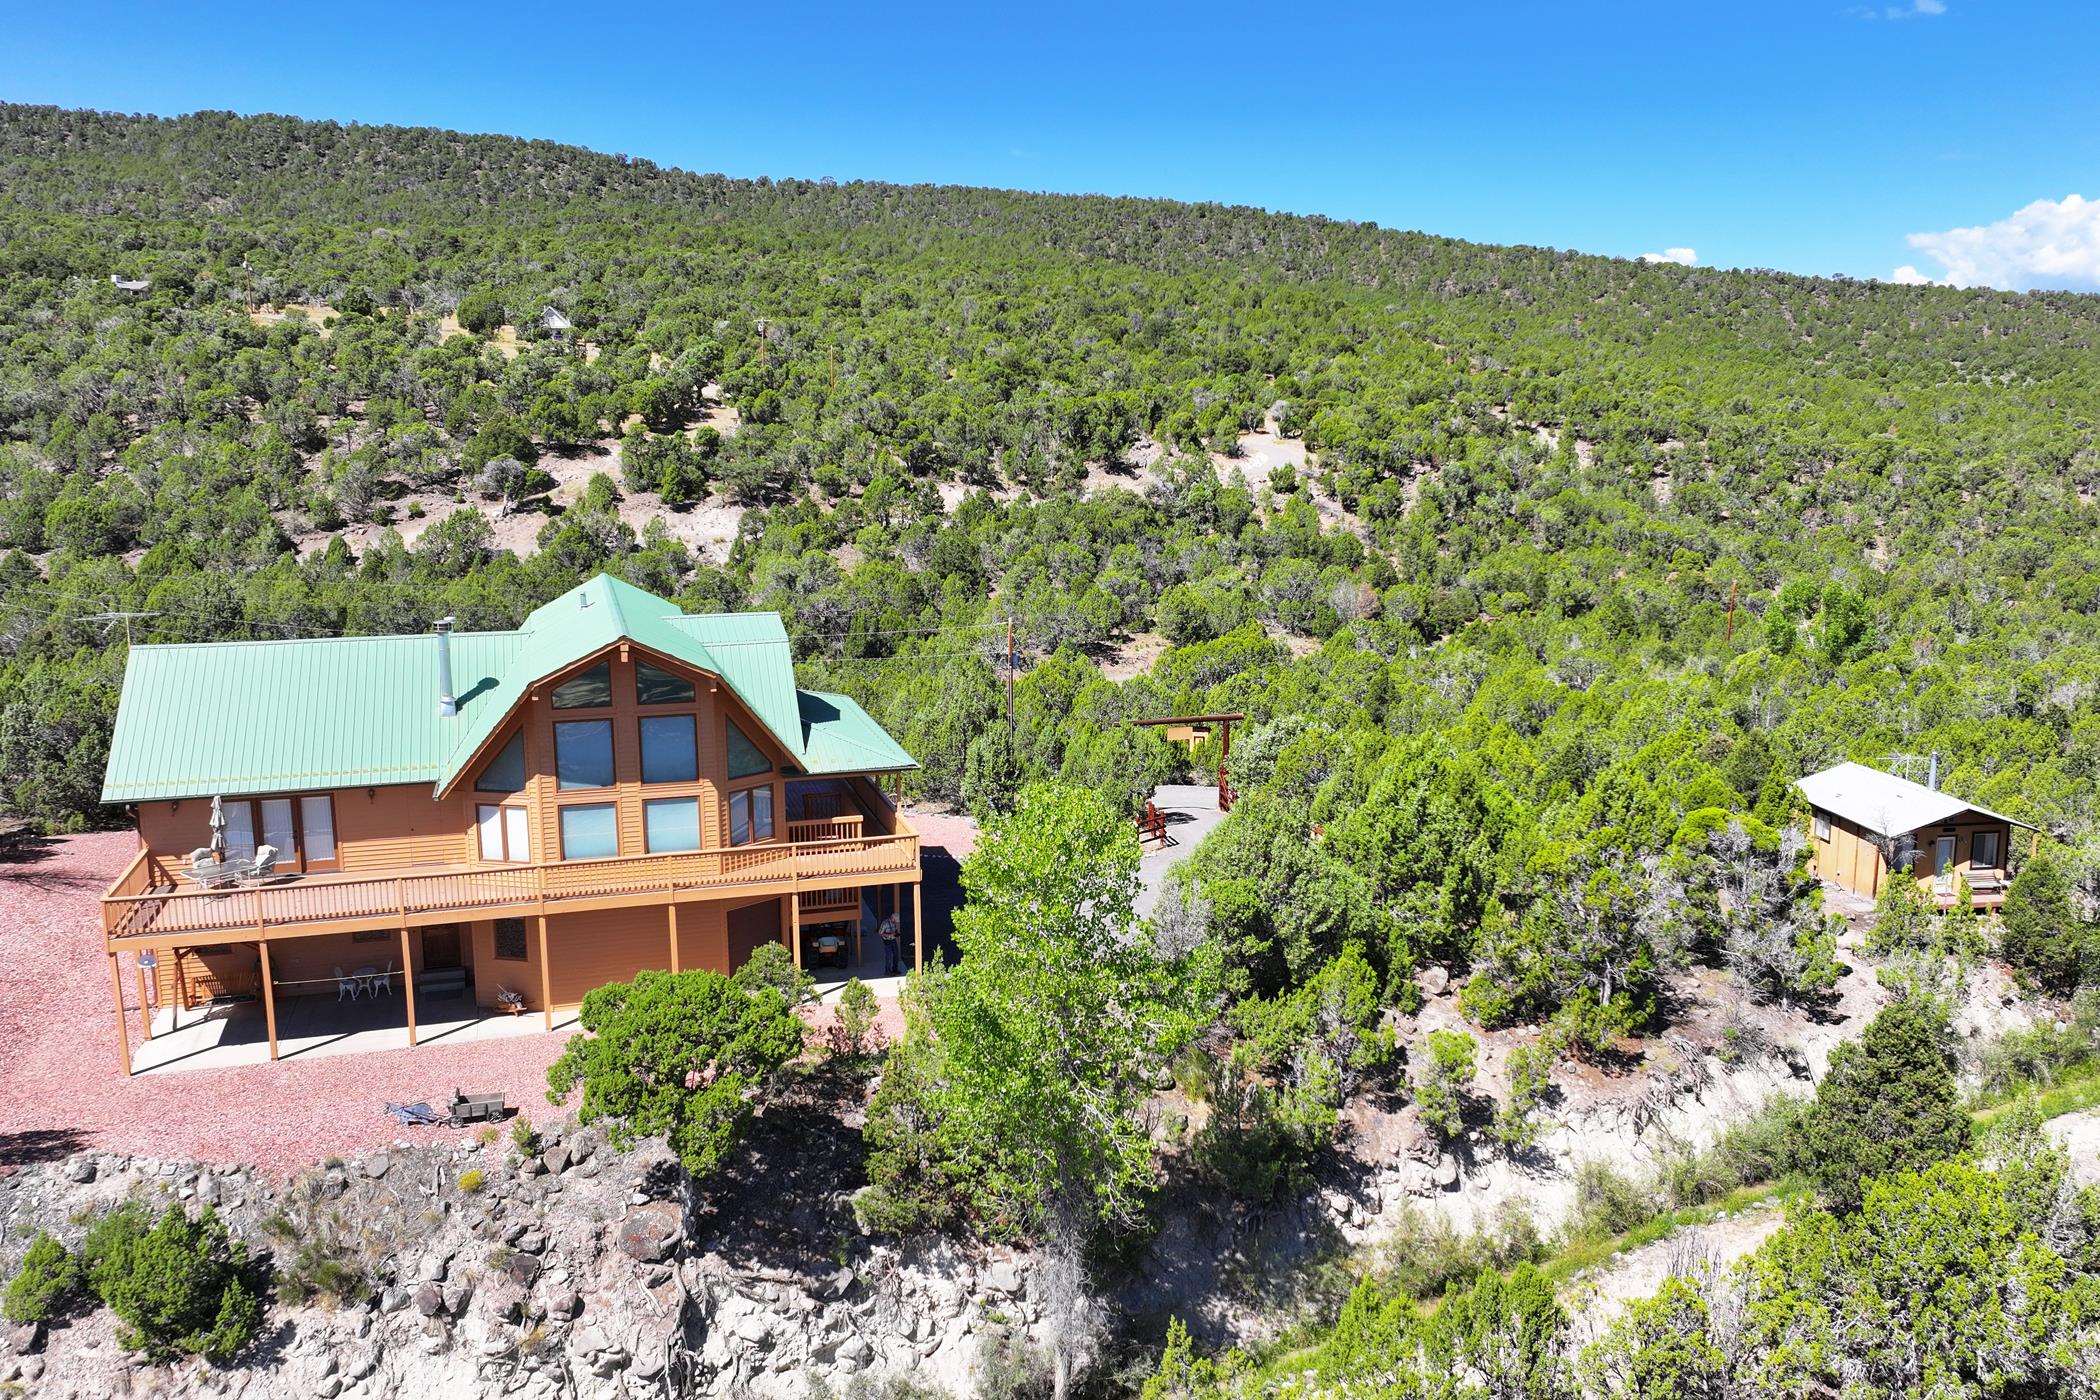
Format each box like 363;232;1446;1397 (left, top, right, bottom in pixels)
471;918;541;1008
546;905;676;1006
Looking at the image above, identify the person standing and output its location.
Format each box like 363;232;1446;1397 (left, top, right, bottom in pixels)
878;908;901;976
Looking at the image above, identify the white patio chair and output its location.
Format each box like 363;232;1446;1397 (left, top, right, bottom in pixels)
333;965;359;1001
373;961;394;996
248;844;280;882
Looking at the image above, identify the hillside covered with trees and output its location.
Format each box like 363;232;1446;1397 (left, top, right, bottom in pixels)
8;100;2100;1393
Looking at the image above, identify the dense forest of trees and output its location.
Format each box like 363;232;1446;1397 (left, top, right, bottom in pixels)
7;101;2100;1390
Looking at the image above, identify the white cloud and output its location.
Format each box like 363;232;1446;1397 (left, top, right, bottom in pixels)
1894;194;2100;291
1851;0;1946;18
1888;264;1950;286
1639;247;1698;266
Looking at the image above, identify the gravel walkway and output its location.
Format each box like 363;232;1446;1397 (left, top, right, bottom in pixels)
0;813;977;1178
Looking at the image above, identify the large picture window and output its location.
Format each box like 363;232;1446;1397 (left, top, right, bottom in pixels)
639;714;698;784
554;720;615;789
636;660;696;706
551;661;613;710
726;719;771;780
729;785;774;845
476;731;526;794
644;798;702;852
559;804;619;860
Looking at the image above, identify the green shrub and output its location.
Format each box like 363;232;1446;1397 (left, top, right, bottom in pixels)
79;1203;264;1362
262;1208;367;1309
830;977;884;1060
1805;994;1970;1211
2000;850;2090;992
511;1115;541;1158
1566;1160;1657;1241
457;1168;487;1194
1415;1029;1477;1142
2;1231;78;1323
733;941;814;1006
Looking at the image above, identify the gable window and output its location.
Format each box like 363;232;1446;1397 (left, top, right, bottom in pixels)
551;661;613;710
639;715;698;784
726;719;772;780
476;732;526;794
477;804;531;862
644;798;702;852
554;720;615;789
1974;830;2002;869
493;918;529;962
636;660;696;706
729;785;774;846
1812;812;1831;841
559;804;619;860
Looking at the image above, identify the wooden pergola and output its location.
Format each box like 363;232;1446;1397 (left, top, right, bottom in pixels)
1133;712;1246;811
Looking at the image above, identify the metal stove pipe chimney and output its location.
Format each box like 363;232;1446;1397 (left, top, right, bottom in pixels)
435;617;458;717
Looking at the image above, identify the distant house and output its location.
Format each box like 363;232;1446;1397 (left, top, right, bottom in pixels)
109;274;150;293
538;306;573;337
1796;761;2035;908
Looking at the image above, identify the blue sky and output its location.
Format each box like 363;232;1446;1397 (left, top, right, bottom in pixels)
7;1;2100;289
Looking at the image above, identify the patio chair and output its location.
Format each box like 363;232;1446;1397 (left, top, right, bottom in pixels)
248;844;280;882
372;961;394;995
334;965;360;1001
188;851;246;890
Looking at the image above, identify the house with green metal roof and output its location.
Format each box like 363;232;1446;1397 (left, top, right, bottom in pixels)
97;574;925;1075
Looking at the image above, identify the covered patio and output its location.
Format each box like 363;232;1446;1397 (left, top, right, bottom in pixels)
131;984;578;1075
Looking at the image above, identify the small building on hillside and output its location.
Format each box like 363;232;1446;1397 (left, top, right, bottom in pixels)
109;274;150;293
1796;760;2034;908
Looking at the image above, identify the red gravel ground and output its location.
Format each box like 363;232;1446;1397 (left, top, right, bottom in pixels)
0;812;978;1178
0;832;574;1177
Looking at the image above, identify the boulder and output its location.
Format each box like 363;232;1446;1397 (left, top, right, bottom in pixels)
540;1143;571;1176
505;1252;543;1288
1434;1153;1460;1189
616;1201;684;1263
414;1283;447;1318
1419;965;1451;997
362;1153;390;1179
63;1156;96;1184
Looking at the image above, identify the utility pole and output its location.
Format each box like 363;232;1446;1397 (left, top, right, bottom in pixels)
1005;615;1017;747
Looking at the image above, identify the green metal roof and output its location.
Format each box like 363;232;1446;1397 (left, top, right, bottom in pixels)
101;574;916;804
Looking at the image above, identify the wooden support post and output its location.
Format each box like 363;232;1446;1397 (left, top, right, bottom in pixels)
667;903;681;974
109;952;132;1077
912;882;923;971
400;925;418;1047
136;957;153;1042
537;915;553;1030
258;940;279;1062
790;893;803;970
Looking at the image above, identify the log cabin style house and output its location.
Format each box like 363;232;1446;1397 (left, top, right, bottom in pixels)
1796;760;2035;909
98;575;922;1073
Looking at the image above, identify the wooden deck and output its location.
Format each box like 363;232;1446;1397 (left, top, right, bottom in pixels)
102;817;919;950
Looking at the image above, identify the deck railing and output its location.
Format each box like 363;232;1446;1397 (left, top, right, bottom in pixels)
102;830;919;942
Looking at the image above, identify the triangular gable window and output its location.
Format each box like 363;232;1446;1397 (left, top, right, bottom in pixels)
726;719;771;780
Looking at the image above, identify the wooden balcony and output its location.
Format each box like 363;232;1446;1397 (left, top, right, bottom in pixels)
102;817;918;950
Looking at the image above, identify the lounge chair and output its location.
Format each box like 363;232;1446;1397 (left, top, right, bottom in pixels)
248;844;280;882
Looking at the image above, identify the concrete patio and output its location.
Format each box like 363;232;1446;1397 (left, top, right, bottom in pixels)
134;988;579;1075
1135;782;1227;918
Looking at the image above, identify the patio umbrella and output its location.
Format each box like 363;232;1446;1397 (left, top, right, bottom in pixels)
208;795;227;860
